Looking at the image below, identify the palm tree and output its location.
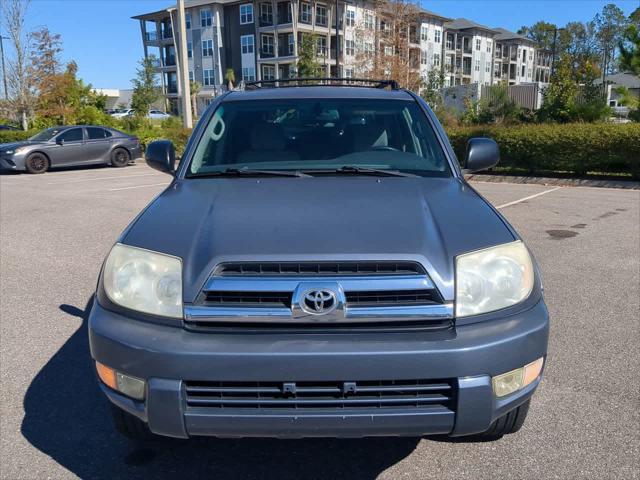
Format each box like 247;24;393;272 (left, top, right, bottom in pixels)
190;81;201;118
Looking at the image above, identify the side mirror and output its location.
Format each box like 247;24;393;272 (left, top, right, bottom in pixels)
56;138;65;146
463;137;500;173
145;140;176;175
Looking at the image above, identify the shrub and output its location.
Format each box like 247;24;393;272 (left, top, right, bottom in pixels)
0;129;37;144
446;123;640;178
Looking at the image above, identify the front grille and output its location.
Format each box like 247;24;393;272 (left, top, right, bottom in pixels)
204;291;292;308
201;289;441;309
185;379;456;410
215;261;426;277
346;289;442;306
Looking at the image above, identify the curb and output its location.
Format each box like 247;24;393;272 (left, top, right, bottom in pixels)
466;174;640;190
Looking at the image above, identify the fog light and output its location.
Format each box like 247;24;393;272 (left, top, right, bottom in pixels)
492;357;544;398
95;361;146;400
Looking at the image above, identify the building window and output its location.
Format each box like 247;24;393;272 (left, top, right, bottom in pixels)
200;9;212;27
262;64;275;80
203;69;214;86
242;67;256;81
364;13;373;30
240;4;253;24
521;65;526;77
241;35;254;54
316;36;327;56
486;40;491;53
446;33;453;50
316;5;327;26
527;68;532;78
364;41;374;54
187;41;192;58
420;26;428;42
434;29;441;43
475;59;480;71
385;46;394;56
346;10;355;27
202;39;213;57
344;67;353;78
529;50;533;61
261;34;274;55
260;3;273;24
185;12;191;29
420;51;427;65
345;39;355;56
189;70;194;82
300;3;312;24
288;33;295;55
485;61;490;73
475;38;481;51
433;53;440;67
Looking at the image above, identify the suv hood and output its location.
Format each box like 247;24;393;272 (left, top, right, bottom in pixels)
122;177;515;302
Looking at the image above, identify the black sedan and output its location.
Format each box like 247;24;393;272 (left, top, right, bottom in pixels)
0;125;142;173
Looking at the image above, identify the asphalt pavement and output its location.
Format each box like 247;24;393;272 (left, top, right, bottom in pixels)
1;165;638;479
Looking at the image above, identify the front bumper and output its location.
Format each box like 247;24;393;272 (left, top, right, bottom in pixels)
0;154;26;171
89;299;549;438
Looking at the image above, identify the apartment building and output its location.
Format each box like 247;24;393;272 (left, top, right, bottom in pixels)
133;1;552;114
442;18;495;87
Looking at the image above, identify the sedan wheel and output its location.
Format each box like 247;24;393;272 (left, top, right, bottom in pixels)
25;153;49;174
111;148;130;168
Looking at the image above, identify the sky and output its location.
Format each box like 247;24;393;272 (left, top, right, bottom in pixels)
7;0;640;90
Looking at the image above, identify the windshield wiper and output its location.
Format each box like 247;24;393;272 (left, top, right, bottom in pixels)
302;166;419;178
191;167;311;178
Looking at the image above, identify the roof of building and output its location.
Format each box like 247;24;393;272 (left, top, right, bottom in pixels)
493;27;536;44
417;7;451;22
596;72;640;89
443;18;496;34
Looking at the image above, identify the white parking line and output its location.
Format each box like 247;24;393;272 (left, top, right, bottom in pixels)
47;173;162;185
496;186;563;209
108;182;170;191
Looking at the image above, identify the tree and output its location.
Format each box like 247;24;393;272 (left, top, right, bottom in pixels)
130;56;159;117
618;24;640;75
190;80;201;117
420;69;444;108
354;0;422;91
29;27;62;82
477;84;521;125
518;21;558;50
224;68;235;89
2;0;34;129
538;54;578;122
296;33;322;78
594;3;628;79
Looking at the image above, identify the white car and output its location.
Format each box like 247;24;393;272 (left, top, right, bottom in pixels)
148;110;171;120
110;109;135;118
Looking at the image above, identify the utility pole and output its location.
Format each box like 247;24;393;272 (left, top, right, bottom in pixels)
0;35;8;100
176;0;193;128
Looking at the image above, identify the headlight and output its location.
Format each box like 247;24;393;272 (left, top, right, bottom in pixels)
3;147;27;155
103;243;183;318
455;241;534;317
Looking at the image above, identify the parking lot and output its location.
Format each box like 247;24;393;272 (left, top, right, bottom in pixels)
1;165;638;480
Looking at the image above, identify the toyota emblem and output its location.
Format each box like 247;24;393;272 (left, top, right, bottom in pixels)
301;289;337;315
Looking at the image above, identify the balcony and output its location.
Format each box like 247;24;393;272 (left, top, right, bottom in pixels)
260;14;273;27
145;31;158;42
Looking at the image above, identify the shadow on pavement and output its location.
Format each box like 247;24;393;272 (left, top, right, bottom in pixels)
21;297;419;479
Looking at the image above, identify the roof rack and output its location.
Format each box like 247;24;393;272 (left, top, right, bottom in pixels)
244;78;400;91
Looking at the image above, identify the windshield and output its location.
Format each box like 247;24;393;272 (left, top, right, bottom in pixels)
187;98;451;177
29;128;64;142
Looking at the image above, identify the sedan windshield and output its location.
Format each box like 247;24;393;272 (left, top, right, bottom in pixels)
29;128;63;142
187;98;451;177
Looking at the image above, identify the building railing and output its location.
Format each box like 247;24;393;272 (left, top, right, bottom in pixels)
145;31;158;41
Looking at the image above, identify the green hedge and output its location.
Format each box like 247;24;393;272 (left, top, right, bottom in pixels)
0;130;37;143
446;123;640;178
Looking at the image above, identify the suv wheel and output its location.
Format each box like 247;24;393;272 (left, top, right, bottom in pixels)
111;148;130;168
25;153;49;174
109;404;156;441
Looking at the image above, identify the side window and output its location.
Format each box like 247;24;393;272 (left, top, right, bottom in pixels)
58;128;83;143
86;127;106;140
104;130;113;138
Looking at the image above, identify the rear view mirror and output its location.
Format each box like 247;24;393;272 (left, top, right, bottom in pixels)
145;140;176;175
464;138;500;173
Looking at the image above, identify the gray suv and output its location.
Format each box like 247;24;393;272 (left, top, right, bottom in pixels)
89;81;548;441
